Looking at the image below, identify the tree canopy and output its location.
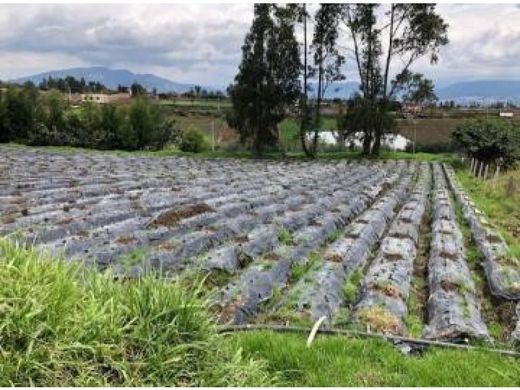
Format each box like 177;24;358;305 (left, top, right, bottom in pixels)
227;4;300;156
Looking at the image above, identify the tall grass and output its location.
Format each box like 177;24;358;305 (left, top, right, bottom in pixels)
0;238;275;386
455;167;520;256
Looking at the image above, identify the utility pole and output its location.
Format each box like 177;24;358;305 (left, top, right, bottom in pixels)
211;119;215;152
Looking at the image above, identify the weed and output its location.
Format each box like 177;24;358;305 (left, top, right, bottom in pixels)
342;268;363;304
326;228;343;243
358;306;401;334
278;229;294;245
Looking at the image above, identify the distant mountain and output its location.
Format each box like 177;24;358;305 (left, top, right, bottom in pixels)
436;80;520;104
12;67;520;104
12;66;221;94
322;80;520;103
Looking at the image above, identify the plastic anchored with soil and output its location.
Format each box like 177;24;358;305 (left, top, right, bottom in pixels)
423;164;489;341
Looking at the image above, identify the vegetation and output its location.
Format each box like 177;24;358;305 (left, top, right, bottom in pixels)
0;84;180;151
227;4;300;156
228;331;520;386
455;167;520;256
228;4;449;157
0;237;275;386
304;4;345;157
452;118;520;169
339;4;448;156
39;76;106;93
179;126;208;153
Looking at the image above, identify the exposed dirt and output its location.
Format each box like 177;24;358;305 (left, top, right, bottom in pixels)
149;203;214;228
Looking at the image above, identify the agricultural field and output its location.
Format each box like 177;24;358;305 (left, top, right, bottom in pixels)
1;144;519;351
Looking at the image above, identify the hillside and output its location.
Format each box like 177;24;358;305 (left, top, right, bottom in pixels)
12;66;217;93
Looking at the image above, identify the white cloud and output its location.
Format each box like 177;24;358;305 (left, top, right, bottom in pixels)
0;3;519;86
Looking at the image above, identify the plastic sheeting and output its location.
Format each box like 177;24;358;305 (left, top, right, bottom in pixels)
292;161;417;322
512;302;520;343
353;163;431;335
213;161;406;323
443;164;520;300
422;164;489;341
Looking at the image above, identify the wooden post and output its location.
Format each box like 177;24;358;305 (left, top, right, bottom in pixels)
479;162;485;179
492;165;501;188
470;158;474;172
484;164;489;180
474;160;480;177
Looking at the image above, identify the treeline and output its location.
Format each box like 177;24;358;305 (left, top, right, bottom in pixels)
39;76;107;93
0;83;178;150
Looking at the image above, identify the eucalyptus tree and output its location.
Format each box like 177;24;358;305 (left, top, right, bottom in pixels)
228;4;300;156
341;4;448;155
307;4;345;157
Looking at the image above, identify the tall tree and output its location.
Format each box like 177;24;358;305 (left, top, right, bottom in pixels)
308;4;345;157
341;4;448;155
228;4;300;156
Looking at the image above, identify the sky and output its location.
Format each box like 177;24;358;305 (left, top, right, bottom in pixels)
0;3;519;87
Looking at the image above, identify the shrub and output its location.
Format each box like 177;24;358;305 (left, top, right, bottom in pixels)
0;84;176;152
452;118;520;169
404;141;458;154
0;237;275;386
180;126;208;153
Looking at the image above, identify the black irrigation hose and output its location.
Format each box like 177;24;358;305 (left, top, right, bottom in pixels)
217;324;520;358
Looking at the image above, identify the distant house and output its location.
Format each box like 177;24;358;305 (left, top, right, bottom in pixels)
499;111;514;118
402;102;422;114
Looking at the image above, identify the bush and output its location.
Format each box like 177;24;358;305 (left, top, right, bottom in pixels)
404;141;458;154
452;118;520;169
0;237;276;386
179;126;208;153
0;85;177;152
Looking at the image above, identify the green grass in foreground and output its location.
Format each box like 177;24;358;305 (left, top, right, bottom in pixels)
227;331;520;386
0;238;274;386
2;236;520;387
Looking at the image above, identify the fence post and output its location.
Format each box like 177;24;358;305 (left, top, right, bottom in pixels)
484;164;489;180
470;158;474;173
492;165;501;188
479;162;485;180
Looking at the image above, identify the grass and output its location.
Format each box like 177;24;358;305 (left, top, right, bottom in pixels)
0;237;275;386
342;267;363;304
455;166;520;258
396;117;464;145
452;176;518;342
227;331;520;386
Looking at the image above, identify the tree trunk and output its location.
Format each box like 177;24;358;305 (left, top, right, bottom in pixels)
362;130;372;155
371;131;381;155
299;5;312;157
311;53;323;158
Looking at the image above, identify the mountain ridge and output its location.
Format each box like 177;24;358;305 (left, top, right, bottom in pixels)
11;66;520;103
12;66;220;94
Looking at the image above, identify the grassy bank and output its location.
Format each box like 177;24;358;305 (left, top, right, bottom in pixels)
455;167;520;256
226;331;520;386
0;238;274;386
